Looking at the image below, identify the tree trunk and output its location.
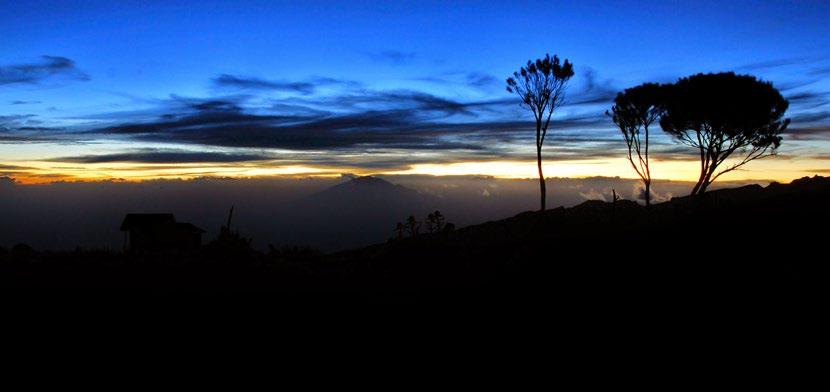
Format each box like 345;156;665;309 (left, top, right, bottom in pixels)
644;180;651;207
537;143;546;211
690;167;706;196
698;178;712;194
698;163;719;194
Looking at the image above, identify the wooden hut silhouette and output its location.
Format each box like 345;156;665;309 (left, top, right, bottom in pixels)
120;213;205;252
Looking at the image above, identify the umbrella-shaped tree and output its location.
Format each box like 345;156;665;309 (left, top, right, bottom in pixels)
506;54;574;210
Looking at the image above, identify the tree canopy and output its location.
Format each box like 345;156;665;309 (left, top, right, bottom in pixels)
659;72;789;194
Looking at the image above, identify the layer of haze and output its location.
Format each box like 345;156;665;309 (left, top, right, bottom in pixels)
0;175;762;251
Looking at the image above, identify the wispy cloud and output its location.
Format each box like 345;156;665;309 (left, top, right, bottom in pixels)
413;71;500;90
212;74;316;94
0;56;90;85
47;149;276;164
9;67;822;173
568;68;619;105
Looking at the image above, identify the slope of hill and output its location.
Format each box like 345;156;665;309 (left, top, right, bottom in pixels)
1;176;828;310
325;175;829;308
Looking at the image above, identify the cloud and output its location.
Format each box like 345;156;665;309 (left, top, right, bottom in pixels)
46;149;276;164
0;84;645;170
632;183;672;203
9;100;41;105
785;125;830;141
212;74;365;96
579;188;607;201
790;111;830;124
414;72;500;90
810;66;830;76
212;74;316;94
4;70;656;170
736;56;821;71
466;72;498;88
1;114;78;143
0;163;35;171
786;91;830;109
568;68;619;105
81;96;623;158
0;56;90;85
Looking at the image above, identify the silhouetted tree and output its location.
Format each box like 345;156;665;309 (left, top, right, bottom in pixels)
608;83;664;206
425;211;445;233
405;216;420;237
660;73;789;195
394;222;405;240
507;54;574;210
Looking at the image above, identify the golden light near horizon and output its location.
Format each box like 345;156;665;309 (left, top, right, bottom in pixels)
2;133;828;184
3;153;827;185
383;155;824;183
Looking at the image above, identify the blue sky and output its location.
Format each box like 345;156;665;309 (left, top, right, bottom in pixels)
1;0;829;182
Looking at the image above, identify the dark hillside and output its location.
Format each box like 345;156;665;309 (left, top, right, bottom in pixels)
2;176;828;311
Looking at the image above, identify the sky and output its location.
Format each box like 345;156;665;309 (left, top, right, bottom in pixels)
2;0;830;183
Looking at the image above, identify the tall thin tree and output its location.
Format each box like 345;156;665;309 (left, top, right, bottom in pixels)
507;54;574;211
608;83;664;206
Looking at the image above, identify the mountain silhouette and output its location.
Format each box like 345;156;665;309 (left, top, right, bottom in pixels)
278;176;442;250
311;175;423;200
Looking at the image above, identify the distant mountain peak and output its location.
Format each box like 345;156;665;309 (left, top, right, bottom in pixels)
349;175;393;187
307;175;432;204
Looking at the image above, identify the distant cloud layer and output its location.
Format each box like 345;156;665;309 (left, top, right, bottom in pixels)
0;56;89;85
47;149;275;164
2;58;828;177
59;85;636;168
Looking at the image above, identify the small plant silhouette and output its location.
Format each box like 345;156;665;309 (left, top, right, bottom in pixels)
393;211;453;240
425;210;445;233
405;216;421;237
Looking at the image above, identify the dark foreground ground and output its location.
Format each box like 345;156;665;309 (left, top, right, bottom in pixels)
2;176;827;315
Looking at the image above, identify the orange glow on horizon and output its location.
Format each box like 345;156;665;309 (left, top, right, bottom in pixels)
3;155;827;185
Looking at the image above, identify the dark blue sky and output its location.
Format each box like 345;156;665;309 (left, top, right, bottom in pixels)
1;0;829;182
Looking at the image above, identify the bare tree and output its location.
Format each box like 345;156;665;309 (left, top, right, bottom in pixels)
659;73;789;195
608;83;664;206
506;54;574;211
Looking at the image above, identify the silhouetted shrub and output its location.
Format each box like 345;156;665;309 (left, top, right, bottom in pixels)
405;216;420;237
425;210;445;233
